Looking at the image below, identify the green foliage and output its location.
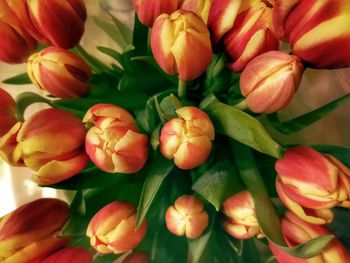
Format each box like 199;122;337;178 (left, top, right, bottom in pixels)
2;72;31;85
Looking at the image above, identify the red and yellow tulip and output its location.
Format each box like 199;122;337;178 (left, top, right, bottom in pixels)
0;88;18;137
40;247;92;263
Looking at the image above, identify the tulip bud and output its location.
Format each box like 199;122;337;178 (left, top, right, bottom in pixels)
122;252;149;263
151;10;212;81
40;247;92;263
0;198;69;263
270;212;350;263
275;146;350;225
240;51;304;114
0;0;36;64
160;106;215;170
181;0;212;24
165;195;209;239
223;1;279;72
86;201;147;254
131;0;181;27
27;0;87;49
273;0;350;69
221;191;263;239
83;104;149;174
14;108;89;185
0;122;23;167
0;88;18;137
27;47;91;98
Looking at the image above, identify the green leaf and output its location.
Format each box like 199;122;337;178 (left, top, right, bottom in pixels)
132;15;149;56
70;190;86;215
136;152;174;228
267;93;350;134
232;142;334;259
94;254;121;263
72;45;110;73
97;46;124;68
15;92;51;120
2;72;31;85
201;94;283;158
192;161;243;211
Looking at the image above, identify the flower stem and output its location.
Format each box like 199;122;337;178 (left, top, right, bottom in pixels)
234;99;248;111
178;79;187;99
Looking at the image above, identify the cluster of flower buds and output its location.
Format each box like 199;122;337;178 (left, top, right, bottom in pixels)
86;201;147;254
83;104;149;174
275;146;350;225
165;195;209;239
0;198;69;263
221;190;263;239
160;106;215;170
270;212;350;263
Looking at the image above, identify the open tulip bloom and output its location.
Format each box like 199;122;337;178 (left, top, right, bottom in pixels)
1;0;350;262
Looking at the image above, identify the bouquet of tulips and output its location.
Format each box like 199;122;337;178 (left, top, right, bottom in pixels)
1;0;350;262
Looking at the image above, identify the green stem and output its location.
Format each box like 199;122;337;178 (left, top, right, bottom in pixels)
178;79;187;99
73;45;110;73
234;99;248;111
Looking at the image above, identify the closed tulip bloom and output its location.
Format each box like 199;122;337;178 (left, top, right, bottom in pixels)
14;108;89;185
86;201;147;254
275;146;350;225
0;123;23;166
151;10;212;81
83;104;149;174
131;0;181;27
240;51;304;114
160;106;215;170
270;212;350;263
27;0;87;48
122;252;149;263
181;0;212;24
0;88;18;137
0;198;69;263
221;191;263;239
0;0;36;64
27;47;91;98
223;1;279;72
273;0;350;68
40;247;92;263
165;195;209;239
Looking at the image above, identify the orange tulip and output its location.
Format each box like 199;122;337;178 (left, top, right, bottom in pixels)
0;198;69;263
151;10;212;81
181;0;212;24
86;201;147;254
160;106;215;170
275;146;350;225
0;88;18;137
40;247;92;263
83;104;149;174
27;47;91;98
240;51;304;114
14;108;89;185
27;0;87;48
221;191;263;239
273;0;350;68
165;195;209;239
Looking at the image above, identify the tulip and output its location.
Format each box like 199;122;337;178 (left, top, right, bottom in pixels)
0;198;69;263
239;51;304;114
223;1;279;72
83;104;149;174
14;108;89;185
86;201;147;254
151;10;212;81
0;0;36;64
160;106;215;170
0;122;23;167
273;0;350;69
122;252;149;263
27;47;91;98
131;0;181;27
40;247;92;263
0;88;18;137
270;212;350;263
27;0;87;49
181;0;212;24
165;195;209;239
275;146;350;225
221;190;263;239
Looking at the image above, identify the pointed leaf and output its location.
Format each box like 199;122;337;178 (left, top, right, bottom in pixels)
2;72;31;84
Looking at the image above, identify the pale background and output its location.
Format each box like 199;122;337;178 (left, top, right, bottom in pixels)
0;0;349;217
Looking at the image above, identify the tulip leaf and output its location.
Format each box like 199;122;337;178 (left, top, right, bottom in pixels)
132;15;149;56
313;145;350;167
97;46;124;67
201;94;283;158
94;254;121;263
72;45;111;73
192;161;244;211
2;72;31;85
232;142;334;258
267;93;350;134
136;152;174;228
15;92;52;120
